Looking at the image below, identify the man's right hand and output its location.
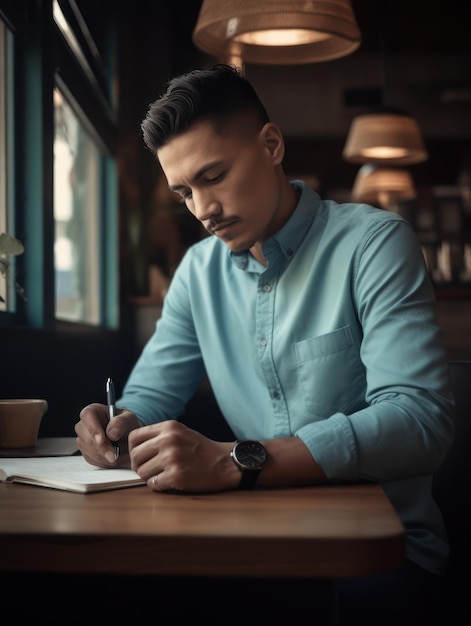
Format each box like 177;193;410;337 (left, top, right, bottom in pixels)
74;403;140;467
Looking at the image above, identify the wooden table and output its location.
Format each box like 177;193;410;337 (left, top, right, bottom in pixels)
0;481;404;578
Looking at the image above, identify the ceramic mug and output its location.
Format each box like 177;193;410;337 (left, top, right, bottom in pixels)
0;399;48;448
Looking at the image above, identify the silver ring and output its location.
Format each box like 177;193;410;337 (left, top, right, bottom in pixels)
152;474;161;490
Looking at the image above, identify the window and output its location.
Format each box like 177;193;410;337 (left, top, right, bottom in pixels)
53;0;117;325
54;88;101;323
0;0;118;327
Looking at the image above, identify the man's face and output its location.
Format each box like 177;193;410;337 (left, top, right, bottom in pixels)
157;118;288;254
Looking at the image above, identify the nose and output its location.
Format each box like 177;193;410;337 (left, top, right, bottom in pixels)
191;189;221;223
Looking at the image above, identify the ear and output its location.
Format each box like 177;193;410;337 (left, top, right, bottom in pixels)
260;122;285;165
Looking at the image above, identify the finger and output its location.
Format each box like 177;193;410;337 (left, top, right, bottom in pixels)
149;473;165;491
128;422;165;448
75;438;116;467
75;424;117;466
79;450;114;470
74;414;108;455
76;403;117;465
78;403;109;446
105;409;139;442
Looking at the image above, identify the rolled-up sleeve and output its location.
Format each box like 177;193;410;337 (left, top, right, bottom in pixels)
297;218;455;483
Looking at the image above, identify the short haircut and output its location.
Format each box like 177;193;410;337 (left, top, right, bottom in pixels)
141;64;270;153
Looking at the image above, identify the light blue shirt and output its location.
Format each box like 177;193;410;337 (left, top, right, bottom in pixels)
120;181;455;575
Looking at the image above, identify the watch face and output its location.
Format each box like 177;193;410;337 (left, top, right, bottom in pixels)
234;440;267;468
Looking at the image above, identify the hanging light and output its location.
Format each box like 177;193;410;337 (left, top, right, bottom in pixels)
343;112;428;166
192;0;361;66
342;0;428;168
351;164;416;209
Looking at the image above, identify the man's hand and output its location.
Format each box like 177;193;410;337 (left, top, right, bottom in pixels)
128;420;238;492
75;403;141;467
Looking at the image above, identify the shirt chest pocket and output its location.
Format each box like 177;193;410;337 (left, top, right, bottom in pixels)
293;326;365;417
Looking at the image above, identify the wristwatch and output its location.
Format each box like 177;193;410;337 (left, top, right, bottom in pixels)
230;440;267;490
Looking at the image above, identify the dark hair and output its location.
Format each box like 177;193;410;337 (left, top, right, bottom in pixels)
141;64;270;153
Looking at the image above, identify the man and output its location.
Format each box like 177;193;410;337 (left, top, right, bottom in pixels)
75;64;454;624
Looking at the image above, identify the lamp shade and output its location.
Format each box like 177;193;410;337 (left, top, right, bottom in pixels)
352;164;416;208
343;113;428;166
192;0;361;65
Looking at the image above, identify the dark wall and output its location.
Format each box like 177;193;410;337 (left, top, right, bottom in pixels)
0;325;133;438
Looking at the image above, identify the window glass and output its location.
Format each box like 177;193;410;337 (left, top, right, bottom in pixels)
54;88;100;323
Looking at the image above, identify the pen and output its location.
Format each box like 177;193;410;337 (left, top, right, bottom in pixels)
106;377;120;460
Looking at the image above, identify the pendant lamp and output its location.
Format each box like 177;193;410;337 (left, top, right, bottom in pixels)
342;0;428;167
351;164;416;209
343;111;428;166
192;0;361;65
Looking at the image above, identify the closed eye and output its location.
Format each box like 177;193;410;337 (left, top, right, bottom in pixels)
180;189;192;201
176;172;225;203
169;187;192;203
170;168;226;204
205;172;225;185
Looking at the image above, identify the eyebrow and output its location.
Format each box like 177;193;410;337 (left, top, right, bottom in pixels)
168;160;223;193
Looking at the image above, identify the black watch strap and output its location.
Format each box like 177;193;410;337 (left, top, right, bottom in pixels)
238;468;261;490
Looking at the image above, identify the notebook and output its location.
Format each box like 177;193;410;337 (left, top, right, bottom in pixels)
0;455;146;493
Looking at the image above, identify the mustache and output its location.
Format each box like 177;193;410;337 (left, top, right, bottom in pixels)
206;217;239;235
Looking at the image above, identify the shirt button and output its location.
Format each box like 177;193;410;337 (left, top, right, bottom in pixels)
273;391;280;399
287;248;293;256
260;338;267;346
263;284;271;292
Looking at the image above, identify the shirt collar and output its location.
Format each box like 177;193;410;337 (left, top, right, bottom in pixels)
230;180;320;269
